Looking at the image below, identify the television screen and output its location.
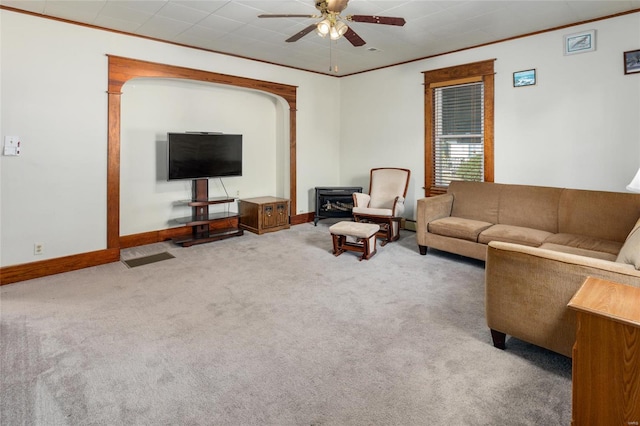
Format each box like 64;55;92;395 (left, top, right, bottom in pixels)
168;133;242;180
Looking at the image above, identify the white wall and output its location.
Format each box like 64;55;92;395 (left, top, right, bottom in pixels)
120;79;281;235
0;10;341;266
340;12;640;220
2;9;639;268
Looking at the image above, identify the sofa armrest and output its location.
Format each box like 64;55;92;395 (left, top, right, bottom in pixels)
485;241;640;357
416;194;454;229
487;241;640;277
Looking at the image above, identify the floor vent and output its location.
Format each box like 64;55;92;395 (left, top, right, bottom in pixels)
122;252;175;268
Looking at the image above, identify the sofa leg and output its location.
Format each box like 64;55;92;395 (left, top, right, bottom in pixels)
490;329;506;350
419;245;428;255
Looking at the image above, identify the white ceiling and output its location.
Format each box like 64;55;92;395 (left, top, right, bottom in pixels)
2;0;640;76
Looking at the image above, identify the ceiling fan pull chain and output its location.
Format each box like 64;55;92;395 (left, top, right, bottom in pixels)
330;39;338;73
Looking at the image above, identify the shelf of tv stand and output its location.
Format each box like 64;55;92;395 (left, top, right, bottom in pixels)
171;210;243;247
178;196;236;207
172;227;243;247
173;211;239;227
172;179;244;247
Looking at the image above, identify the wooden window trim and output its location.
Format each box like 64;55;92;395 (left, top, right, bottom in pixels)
423;60;495;196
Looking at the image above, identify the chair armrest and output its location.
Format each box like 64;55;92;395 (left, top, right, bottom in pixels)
391;196;405;217
416;194;453;232
485;241;640;357
353;193;371;208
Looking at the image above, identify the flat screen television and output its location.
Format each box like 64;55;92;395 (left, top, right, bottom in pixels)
167;132;242;180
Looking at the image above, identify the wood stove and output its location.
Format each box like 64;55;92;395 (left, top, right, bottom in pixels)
314;186;362;225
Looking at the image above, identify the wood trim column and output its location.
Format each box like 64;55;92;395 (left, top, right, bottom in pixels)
289;102;297;216
483;72;495;183
107;91;121;249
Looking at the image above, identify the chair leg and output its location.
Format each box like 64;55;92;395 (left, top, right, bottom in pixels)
360;235;377;260
380;219;400;245
353;215;402;245
389;219;400;242
359;238;368;261
331;234;344;256
379;222;391;246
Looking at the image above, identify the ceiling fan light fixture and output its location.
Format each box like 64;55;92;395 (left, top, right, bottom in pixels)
260;0;406;51
332;20;348;39
317;19;331;36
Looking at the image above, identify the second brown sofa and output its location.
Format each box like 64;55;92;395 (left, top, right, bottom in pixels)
416;181;640;357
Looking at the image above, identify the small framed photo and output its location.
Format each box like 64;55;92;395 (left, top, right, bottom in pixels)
564;30;596;55
513;69;536;87
624;49;640;75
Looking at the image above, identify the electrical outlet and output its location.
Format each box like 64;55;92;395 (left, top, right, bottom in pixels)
4;135;21;156
34;242;44;255
236;190;240;197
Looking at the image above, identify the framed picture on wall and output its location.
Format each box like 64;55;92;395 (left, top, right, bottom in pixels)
564;30;596;55
513;69;536;87
624;49;640;75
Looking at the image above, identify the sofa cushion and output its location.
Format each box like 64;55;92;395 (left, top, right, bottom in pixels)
558;189;640;242
478;224;552;247
448;181;500;224
539;242;618;262
353;206;393;216
616;217;640;270
497;185;562;233
428;217;493;242
544;233;622;256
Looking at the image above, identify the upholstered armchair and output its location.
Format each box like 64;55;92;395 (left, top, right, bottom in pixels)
352;167;411;245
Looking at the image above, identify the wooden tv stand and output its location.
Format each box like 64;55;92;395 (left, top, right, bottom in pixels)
172;179;243;247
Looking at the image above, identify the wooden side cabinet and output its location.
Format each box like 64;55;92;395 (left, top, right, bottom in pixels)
567;277;640;426
238;196;290;235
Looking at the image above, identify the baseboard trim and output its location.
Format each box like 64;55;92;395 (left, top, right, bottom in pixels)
120;227;192;248
2;213;316;285
0;248;120;286
403;219;417;232
291;212;314;225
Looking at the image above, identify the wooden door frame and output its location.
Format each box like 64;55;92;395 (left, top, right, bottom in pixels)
107;55;298;249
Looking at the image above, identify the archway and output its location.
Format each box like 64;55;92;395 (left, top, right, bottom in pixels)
107;55;298;249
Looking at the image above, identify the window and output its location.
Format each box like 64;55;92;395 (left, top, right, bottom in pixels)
423;60;494;196
434;82;484;185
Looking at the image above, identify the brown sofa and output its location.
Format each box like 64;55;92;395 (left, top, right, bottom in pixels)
416;181;640;357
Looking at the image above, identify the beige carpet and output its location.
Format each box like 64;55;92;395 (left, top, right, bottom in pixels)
1;221;572;425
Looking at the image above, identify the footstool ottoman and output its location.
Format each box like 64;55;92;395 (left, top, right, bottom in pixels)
329;221;380;261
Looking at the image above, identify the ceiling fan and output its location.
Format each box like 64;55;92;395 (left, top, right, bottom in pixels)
258;0;406;47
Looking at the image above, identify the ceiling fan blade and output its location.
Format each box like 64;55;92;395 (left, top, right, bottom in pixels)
258;14;318;18
343;27;365;47
348;15;406;26
286;24;317;42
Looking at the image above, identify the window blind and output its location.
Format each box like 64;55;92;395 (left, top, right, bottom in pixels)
432;82;484;187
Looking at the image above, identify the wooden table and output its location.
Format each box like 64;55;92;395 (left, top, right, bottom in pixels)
567;276;640;425
238;196;290;235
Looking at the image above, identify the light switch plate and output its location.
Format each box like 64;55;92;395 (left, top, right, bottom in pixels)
4;136;20;156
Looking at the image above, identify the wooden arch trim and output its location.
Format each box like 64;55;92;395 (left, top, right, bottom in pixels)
107;55;298;249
